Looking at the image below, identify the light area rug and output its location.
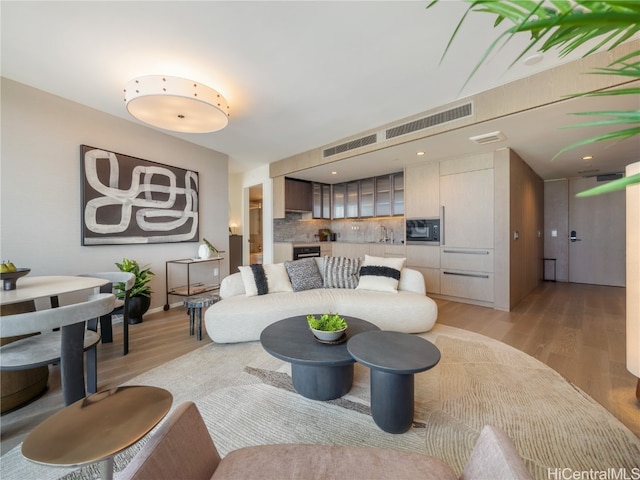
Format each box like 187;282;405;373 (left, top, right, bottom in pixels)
2;324;639;480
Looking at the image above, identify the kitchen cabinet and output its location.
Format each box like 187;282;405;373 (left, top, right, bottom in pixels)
369;243;406;258
285;178;312;212
392;173;404;216
274;242;293;263
331;243;370;259
438;156;495;303
312;182;332;219
439;247;494;302
332;183;346;219
320;243;332;257
440;269;494;303
346;181;359;218
405;162;439;219
375;173;403;217
359;178;374;217
406;245;440;294
375;175;391;216
440;168;494;249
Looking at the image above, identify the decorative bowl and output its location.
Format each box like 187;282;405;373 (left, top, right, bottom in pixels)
1;268;31;291
310;327;347;342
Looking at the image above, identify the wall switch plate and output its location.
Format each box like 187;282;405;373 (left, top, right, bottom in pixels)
551;229;558;237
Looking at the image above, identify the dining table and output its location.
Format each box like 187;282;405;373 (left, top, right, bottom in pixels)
0;275;109;412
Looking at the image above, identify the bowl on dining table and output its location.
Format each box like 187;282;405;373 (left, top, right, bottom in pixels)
1;268;31;291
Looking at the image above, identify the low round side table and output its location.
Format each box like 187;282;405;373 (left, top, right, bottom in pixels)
184;294;219;340
21;385;172;480
347;331;441;434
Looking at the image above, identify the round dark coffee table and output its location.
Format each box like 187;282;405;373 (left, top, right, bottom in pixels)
347;331;441;434
260;316;380;401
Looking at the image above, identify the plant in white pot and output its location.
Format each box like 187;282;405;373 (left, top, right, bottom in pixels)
115;258;154;324
306;313;348;342
198;238;219;259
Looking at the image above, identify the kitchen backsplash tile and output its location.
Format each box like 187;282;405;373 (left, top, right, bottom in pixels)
273;214;404;244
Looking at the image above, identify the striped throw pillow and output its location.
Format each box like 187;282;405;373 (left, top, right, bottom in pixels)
323;256;361;289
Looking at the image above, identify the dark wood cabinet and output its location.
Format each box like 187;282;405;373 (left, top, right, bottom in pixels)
285;178;312;212
229;235;243;273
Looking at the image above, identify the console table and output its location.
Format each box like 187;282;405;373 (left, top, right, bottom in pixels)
164;256;224;311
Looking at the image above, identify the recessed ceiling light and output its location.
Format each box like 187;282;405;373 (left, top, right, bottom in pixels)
416;151;425;156
331;171;337;175
582;155;593;160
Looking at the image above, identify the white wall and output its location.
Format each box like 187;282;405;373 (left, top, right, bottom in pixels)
237;165;273;264
1;78;229;312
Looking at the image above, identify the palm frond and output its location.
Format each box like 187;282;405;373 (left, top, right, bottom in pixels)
428;0;640;193
575;173;640;197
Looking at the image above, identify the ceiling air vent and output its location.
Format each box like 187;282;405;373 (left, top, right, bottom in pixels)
469;130;506;145
385;103;472;140
596;173;623;182
323;134;377;158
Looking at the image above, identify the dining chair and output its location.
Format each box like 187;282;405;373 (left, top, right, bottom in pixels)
83;272;136;356
0;293;115;405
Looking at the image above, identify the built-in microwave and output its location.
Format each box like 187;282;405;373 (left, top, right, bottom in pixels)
406;218;440;245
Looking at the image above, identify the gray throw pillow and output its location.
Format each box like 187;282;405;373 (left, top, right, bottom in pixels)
323;256;361;289
284;258;324;292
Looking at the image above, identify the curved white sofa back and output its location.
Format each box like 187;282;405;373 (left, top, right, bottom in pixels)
206;266;437;344
219;265;427;299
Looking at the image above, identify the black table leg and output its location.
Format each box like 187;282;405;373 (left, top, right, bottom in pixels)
370;369;415;434
60;322;87;405
291;363;353;401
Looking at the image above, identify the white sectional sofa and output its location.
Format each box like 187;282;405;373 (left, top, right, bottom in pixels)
204;256;438;344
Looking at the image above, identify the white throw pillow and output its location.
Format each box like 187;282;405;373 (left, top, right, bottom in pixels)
356;255;407;293
238;263;293;296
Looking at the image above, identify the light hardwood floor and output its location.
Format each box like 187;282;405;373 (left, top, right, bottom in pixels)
1;281;638;456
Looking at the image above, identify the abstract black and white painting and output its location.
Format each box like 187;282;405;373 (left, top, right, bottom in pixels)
81;145;199;245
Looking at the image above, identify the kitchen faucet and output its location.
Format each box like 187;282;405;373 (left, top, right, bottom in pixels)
379;225;388;243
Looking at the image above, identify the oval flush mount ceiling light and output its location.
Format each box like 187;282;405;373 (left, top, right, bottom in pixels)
124;75;230;133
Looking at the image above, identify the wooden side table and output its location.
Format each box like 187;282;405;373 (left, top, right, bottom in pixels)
21;385;172;480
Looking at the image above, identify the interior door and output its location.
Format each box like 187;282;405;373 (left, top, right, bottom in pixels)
568;177;625;286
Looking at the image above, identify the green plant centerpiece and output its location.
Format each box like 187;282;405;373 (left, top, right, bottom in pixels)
307;313;348;343
115;258;155;324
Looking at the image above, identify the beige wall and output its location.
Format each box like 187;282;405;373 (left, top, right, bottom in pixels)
1;78;229;312
544;180;570;282
509;150;544;308
493;149;544;311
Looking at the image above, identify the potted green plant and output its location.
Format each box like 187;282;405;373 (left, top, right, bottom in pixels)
306;313;348;342
115;258;155;324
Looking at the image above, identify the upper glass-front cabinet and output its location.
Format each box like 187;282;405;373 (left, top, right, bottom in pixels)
319;172;403;220
375;172;404;217
346;181;359;218
393;172;404;216
332;183;346;219
312;182;332;219
359;178;374;217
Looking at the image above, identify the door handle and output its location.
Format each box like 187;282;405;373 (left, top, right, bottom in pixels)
570;230;581;242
